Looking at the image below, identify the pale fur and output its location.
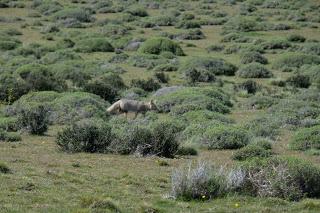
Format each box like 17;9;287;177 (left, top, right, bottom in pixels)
107;99;158;119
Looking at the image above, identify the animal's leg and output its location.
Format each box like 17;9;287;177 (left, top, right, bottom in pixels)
124;112;127;119
133;112;138;119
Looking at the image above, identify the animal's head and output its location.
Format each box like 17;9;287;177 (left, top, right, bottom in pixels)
149;100;158;111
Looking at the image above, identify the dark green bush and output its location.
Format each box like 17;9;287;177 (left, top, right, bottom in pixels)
53;8;93;22
287;34;306;43
156;87;232;114
139;37;185;56
56;119;114;153
273;54;320;70
0;117;18;131
202;125;250;149
251;138;273;150
303;43;320;56
75;38;114;53
260;40;291;50
289;125;320;151
0;162;10;174
17;104;49;135
176;146;198;156
236;80;259;94
286;74;311;88
154;72;169;83
153;64;178;72
175;20;201;29
237;63;273;78
0;74;29;102
241;51;268;64
185;67;216;83
126;6;148;17
232;145;272;161
131;78;161;92
179;57;237;80
223;16;261;33
16;63;67;92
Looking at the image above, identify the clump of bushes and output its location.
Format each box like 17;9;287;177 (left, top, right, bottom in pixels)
286;74;311;88
202;125;250;149
0;162;10;174
126;6;148;17
287;34;306;43
56;119;114;153
171;162;227;200
131;78;161;92
139;37;185;56
273;54;320;70
289;125;320;151
223;17;261;33
232;145;272;161
17;104;49;135
156;87;232;114
237;63;273;78
236;80;260;94
53;8;94;22
303;43;320;56
179;57;237;82
241;157;320;201
75;38;114;53
170;157;320;201
241;51;268;64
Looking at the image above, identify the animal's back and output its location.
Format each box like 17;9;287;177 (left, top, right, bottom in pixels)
120;99;146;112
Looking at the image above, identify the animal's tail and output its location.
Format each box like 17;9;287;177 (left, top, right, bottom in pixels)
107;100;121;114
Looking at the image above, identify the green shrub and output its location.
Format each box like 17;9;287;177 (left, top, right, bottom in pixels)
176;146;198;156
16;63;67;92
251;138;273;150
286;74;311;88
289;125;320;151
171;162;227;200
0;117;18;131
260;40;291;50
287;34;306;42
236;80;259;94
202;125;250;149
303;43;320;56
179;57;237;80
232;145;272;161
0;74;29;102
241;157;320;200
0;162;10;174
53;8;93;22
223;16;261;33
17;104;49;135
154;72;169;83
4;132;21;142
139;37;185;56
126;6;148;17
245;117;280;139
56;119;114;153
156;87;232;114
241;51;268;64
273;54;320;70
153;64;178;72
41;49;82;64
237;63;273;78
75;38;114;53
131;78;161;92
175;20;201;29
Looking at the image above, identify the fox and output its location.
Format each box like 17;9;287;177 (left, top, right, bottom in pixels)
107;99;158;119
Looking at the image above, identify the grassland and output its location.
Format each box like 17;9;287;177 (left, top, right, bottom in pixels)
1;0;320;212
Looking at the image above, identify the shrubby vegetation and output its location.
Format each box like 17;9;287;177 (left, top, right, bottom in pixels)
289;125;320;151
237;63;273;78
139;37;185;56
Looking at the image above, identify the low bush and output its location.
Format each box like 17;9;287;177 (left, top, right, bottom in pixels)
202;125;250;149
126;6;148;17
206;44;225;52
0;74;29;102
175;20;201;29
236;80;259;94
171;162;227;200
75;38;114;53
241;51;268;64
17;104;49;135
153;64;178;72
303;43;320;56
129;54;169;69
56;119;114;153
139;37;185;56
232;145;272;161
273;54;320;70
0;117;18;131
156;87;232;114
179;57;237;81
289;125;320;151
237;63;273;78
176;146;198;156
251;138;273;150
131;78;161;92
287;34;306;43
260;40;291;50
0;162;10;174
154;72;169;83
286;74;311;88
223;16;261;33
53;8;94;22
245;117;280;139
241;157;320;201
